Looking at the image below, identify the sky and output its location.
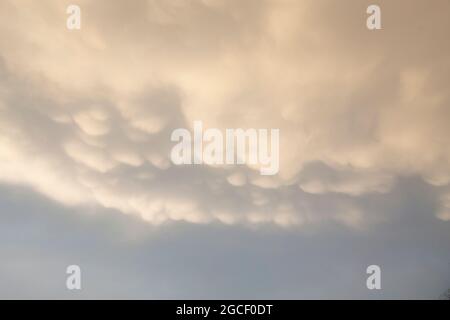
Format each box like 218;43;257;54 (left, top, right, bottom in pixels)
0;0;449;299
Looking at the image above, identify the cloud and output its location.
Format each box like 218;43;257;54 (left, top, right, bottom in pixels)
437;193;450;221
0;0;449;226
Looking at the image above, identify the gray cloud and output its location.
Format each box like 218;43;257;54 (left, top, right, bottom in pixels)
0;182;449;299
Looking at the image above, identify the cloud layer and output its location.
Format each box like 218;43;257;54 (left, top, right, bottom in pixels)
0;0;449;226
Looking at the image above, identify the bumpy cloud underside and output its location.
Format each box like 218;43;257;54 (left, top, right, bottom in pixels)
0;0;449;226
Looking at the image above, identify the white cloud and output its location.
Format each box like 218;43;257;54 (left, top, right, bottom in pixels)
0;0;449;227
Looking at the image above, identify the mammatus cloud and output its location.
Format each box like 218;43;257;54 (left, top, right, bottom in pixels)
0;0;449;226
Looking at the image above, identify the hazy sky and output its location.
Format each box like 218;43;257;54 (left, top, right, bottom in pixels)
0;0;449;299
